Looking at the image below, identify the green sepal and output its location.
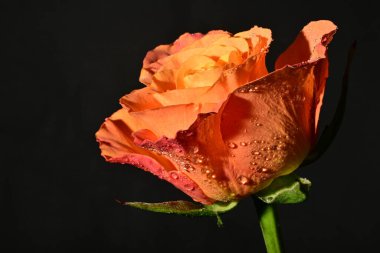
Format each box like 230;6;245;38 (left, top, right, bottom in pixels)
255;173;311;204
119;200;238;227
301;42;356;167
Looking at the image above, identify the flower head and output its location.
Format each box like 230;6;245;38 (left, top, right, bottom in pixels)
96;20;337;205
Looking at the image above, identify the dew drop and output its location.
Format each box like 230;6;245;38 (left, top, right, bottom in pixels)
240;141;248;146
258;167;272;173
250;161;257;165
227;142;238;149
192;146;199;154
181;163;195;172
170;172;179;180
211;174;216;179
252;151;261;155
265;157;271;161
195;157;204;164
237;175;250;185
184;184;195;191
255;123;263;127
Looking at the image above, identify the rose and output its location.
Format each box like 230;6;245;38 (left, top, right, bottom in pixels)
96;20;337;205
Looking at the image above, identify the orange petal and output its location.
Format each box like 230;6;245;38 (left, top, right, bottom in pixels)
275;20;337;133
182;30;231;50
128;104;204;139
139;33;204;86
275;20;337;68
235;26;272;56
139;31;230;89
95;109;213;204
175;55;223;89
219;65;318;197
136;116;234;202
199;27;272;102
119;87;162;111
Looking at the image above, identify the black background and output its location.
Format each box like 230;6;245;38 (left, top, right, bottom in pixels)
2;0;380;252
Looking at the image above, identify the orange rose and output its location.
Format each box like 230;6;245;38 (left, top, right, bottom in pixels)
96;20;337;205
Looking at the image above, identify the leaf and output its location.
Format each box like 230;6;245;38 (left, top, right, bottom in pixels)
255;173;311;204
117;200;238;226
301;41;356;167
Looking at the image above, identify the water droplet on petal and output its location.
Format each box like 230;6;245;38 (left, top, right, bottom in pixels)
250;161;257;165
181;163;195;172
240;142;247;146
195;157;204;164
170;172;179;179
255;123;263;127
211;174;216;179
270;145;277;150
258;167;272;173
252;151;261;155
184;184;195;191
237;175;250;185
228;142;238;149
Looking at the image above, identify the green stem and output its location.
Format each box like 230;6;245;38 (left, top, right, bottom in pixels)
253;197;284;253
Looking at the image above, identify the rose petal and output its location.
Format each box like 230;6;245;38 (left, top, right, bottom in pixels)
235;26;272;56
275;20;337;133
119;87;162;111
140;33;204;86
275;20;337;68
137;122;234;202
139;31;230;89
176;55;223;89
128;104;205;139
95;109;213;204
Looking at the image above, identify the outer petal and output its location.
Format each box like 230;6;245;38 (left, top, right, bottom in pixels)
95;109;213;204
119;87;162;111
275;20;337;133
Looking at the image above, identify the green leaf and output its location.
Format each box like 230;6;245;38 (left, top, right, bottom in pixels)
255;174;311;204
118;200;238;226
301;42;356;167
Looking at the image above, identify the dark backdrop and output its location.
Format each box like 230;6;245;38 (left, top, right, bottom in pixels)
2;0;379;252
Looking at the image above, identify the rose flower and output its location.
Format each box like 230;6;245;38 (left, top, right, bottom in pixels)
96;20;337;205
